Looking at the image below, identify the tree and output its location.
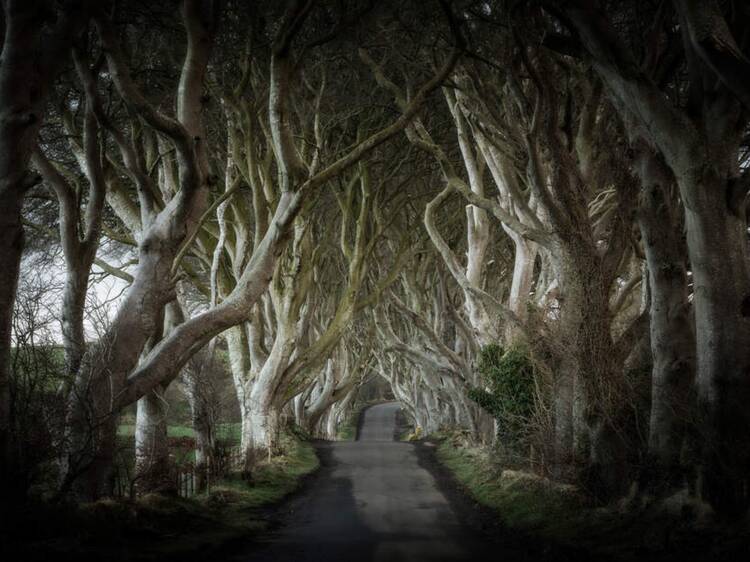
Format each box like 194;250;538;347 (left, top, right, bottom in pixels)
52;0;461;498
0;0;93;505
542;0;750;515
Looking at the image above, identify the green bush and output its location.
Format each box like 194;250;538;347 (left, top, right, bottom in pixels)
468;344;535;444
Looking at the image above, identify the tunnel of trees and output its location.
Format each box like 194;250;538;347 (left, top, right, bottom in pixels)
1;0;749;533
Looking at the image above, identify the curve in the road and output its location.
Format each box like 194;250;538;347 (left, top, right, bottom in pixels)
237;402;489;562
357;401;400;441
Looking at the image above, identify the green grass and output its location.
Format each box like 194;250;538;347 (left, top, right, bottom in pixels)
336;416;358;441
117;422;242;442
207;434;319;510
436;434;583;533
6;434;319;561
336;406;363;441
434;433;750;561
150;434;320;556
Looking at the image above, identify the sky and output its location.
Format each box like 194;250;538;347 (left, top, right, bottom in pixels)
14;249;133;346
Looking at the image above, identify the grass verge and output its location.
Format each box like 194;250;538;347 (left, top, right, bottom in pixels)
117;422;242;442
3;434;319;562
433;431;749;562
336;401;375;441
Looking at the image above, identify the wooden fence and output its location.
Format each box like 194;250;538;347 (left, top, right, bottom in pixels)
112;444;243;499
112;464;197;498
176;467;196;497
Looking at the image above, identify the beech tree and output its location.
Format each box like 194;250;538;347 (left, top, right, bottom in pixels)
28;0;459;498
539;0;750;515
0;0;93;502
3;0;750;521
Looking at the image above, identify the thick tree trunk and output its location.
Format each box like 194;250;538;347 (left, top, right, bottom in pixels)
0;196;25;495
0;0;88;503
135;385;173;495
553;0;750;514
418;387;441;435
325;407;338;440
579;283;628;499
235;346;291;472
327;388;354;440
67;405;119;500
681;168;750;514
240;395;281;471
553;362;575;474
550;251;580;474
234;336;288;473
183;362;215;492
307;381;357;438
304;405;328;437
301;366;338;436
135;300;187;495
635;149;695;490
305;406;328;437
65;252;175;499
465;206;497;347
292;392;307;428
191;394;214;492
225;325;257;477
555;247;628;497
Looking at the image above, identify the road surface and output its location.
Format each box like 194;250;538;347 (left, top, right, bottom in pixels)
237;402;490;561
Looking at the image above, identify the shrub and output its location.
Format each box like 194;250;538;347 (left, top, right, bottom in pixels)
468;344;536;447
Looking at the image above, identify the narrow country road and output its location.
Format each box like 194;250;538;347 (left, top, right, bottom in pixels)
237;402;491;561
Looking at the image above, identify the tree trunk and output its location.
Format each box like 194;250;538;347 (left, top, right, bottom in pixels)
60;265;90;381
550;250;580;475
183;360;216;492
681;167;750;514
505;229;538;338
556;246;628;498
327;388;354;440
0;195;24;496
579;282;628;500
325;407;338;440
134;301;186;495
237;351;286;474
302;366;337;436
635;149;695;491
67;402;119;500
553;0;750;514
64;248;175;498
135;384;173;495
240;394;281;472
191;392;215;492
553;363;575;475
0;0;89;503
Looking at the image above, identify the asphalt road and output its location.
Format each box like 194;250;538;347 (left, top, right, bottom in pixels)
238;402;490;561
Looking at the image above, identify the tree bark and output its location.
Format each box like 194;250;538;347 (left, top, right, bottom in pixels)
635;147;695;490
505;229;537;342
134;384;173;495
60;265;90;379
183;351;216;492
683;167;750;514
553;244;629;497
550;0;750;512
134;301;185;495
62;2;215;499
0;192;26;495
0;0;90;502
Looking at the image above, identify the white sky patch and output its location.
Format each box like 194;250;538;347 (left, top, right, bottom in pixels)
13;250;134;346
